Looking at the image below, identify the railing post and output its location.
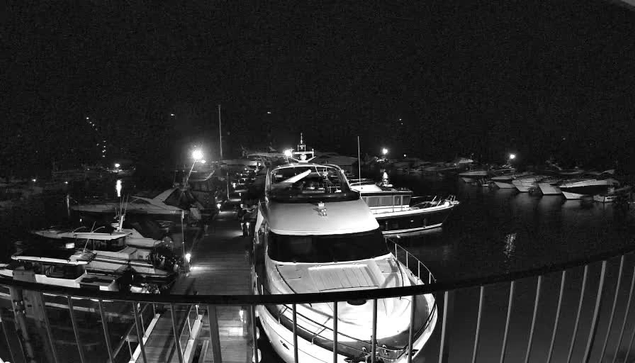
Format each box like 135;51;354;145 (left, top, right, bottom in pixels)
98;299;114;363
250;305;259;363
333;302;338;363
170;304;184;363
438;290;454;363
583;260;608;363
613;266;635;363
207;305;222;363
292;303;299;363
547;270;567;363
499;280;515;363
471;286;485;363
371;298;377;363
566;265;589;363
599;256;624;363
67;296;86;363
523;275;542;363
133;302;148;363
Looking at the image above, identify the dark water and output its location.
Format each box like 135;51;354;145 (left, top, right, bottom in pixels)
391;174;635;282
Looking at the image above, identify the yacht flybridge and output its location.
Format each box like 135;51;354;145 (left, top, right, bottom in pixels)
251;137;437;363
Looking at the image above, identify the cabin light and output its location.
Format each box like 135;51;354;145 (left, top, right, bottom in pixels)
65;242;75;249
216;203;222;210
239;309;244;320
317;202;327;216
114;163;121;168
116;180;122;197
185;253;192;263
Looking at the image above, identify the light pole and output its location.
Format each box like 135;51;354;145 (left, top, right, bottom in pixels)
186;149;204;185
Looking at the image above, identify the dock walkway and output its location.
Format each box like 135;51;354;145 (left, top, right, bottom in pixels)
140;210;254;363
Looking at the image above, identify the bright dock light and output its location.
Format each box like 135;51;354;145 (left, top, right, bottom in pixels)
192;149;204;161
283;149;293;158
382;148;389;156
509;153;516;160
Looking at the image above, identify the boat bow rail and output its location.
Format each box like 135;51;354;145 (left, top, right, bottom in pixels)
4;244;635;363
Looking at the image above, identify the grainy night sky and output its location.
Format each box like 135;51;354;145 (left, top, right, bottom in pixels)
4;0;635;176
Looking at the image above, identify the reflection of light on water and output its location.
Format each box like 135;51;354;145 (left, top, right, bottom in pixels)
504;233;517;259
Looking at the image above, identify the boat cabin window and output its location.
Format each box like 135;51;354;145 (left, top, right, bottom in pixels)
43;264;84;279
79;237;126;251
268;229;389;263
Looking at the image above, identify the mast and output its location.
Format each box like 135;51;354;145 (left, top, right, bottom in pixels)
218;104;223;160
357;136;362;180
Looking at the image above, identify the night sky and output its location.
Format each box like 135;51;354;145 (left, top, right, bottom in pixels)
4;0;635;177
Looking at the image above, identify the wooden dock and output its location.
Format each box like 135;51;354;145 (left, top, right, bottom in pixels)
144;210;254;363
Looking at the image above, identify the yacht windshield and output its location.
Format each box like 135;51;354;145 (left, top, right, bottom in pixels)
270;166;351;194
268;229;389;263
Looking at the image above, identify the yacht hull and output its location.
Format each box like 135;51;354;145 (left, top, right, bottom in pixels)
374;204;456;235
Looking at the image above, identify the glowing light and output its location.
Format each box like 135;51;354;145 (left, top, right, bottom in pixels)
381;148;389;156
31;178;37;182
116;180;122;197
192;149;203;161
216;203;222;210
283;149;293;158
114;163;121;168
509;153;516;160
300;154;307;161
200;160;206;164
170;113;175;117
64;181;68;184
185;253;192;263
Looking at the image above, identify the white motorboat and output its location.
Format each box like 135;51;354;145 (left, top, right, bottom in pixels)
559;178;620;200
537;176;563;195
458;169;488;183
30;223;181;281
252;141;437;363
593;185;632;203
490;172;532;189
0;248;121;291
350;179;459;235
512;174;547;193
70;187;202;223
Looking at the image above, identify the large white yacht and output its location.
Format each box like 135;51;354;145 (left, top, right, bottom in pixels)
252;140;437;363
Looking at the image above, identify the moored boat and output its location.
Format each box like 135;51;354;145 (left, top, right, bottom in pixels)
351;179;459;235
593;185;632;203
252;140;437;363
560;178;620;200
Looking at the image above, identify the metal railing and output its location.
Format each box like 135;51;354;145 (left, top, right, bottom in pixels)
2;243;635;363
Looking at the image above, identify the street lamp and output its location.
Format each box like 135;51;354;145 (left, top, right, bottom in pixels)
186;149;204;184
508;153;516;161
381;148;389;157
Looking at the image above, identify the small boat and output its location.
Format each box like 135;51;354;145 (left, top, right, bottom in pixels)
537;176;563;195
351;179;459;235
70;187;202;223
490;172;533;189
560;178;620;200
458;169;488;183
30;223;181;282
593;185;632;203
0;248;121;291
253;138;437;363
512;174;547;193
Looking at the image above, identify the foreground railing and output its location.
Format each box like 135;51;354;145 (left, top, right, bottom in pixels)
2;243;635;363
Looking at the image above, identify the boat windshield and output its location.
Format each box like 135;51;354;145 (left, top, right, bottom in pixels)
268;165;359;202
268;229;389;263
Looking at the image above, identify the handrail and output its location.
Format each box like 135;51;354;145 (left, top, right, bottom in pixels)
4;242;635;305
